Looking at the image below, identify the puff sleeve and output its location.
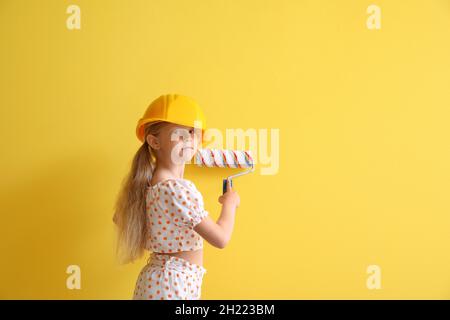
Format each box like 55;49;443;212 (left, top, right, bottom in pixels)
159;179;209;229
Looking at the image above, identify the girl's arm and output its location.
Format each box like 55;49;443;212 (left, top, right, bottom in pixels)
194;182;240;249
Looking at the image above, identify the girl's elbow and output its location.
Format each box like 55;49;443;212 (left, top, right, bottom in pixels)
216;237;229;249
216;242;226;249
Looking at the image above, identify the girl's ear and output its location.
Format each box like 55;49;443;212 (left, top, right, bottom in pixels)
146;134;160;150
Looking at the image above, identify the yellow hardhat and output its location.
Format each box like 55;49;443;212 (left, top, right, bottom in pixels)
136;94;207;143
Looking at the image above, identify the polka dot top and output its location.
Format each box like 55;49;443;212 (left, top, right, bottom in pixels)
144;178;209;253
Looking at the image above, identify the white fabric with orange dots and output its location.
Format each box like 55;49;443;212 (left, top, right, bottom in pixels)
133;254;207;300
133;178;209;300
145;178;209;253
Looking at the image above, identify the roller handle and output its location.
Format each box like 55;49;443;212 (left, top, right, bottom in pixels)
222;178;233;194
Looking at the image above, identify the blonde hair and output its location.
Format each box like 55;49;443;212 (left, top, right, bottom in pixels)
113;121;168;264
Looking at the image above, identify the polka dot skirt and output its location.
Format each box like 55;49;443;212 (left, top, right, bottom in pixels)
133;253;207;300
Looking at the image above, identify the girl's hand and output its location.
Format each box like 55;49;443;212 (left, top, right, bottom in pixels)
218;179;240;208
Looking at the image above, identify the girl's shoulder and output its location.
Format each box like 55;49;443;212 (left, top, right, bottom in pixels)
149;178;200;194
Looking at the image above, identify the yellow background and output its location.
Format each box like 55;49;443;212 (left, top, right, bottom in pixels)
1;0;449;299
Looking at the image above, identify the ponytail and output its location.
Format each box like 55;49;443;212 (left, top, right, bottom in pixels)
113;122;166;264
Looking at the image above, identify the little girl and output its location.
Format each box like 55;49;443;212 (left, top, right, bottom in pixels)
113;94;240;300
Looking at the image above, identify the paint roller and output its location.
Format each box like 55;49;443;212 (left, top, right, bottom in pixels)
195;148;255;194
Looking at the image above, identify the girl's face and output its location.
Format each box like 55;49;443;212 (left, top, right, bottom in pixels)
155;123;201;164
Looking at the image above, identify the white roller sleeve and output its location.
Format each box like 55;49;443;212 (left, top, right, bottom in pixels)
195;149;253;168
